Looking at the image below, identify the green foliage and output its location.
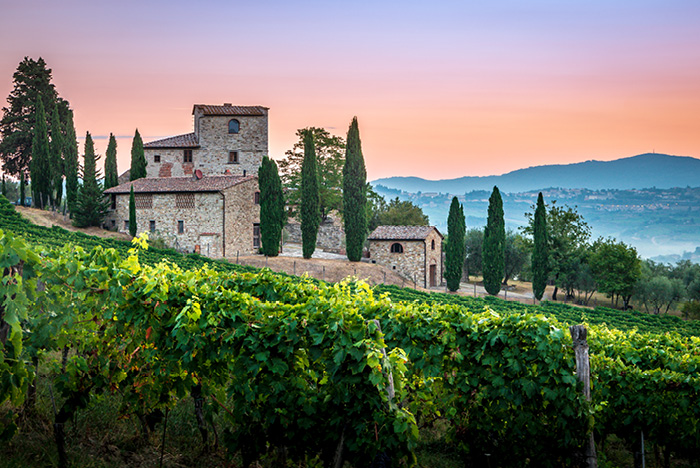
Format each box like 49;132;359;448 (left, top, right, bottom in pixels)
0;176;5;197
376;197;429;226
365;183;387;232
63;110;79;215
279;127;345;221
532;192;548;300
482;186;505;295
589;237;641;309
464;227;483;279
5;197;700;465
30;97;51;209
49;103;64;208
504;230;528;285
72;132;109;227
128;185;136;237
0;57;68;177
445;197;465;291
104;133;118;190
129;129;146;181
525;200;591;300
259;156;285;256
300;130;320;259
343;117;367;262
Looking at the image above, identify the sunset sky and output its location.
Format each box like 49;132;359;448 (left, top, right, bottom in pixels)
2;0;700;180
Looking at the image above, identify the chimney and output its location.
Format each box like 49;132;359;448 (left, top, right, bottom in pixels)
223;103;232;107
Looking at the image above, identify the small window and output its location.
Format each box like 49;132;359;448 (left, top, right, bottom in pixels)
177;220;184;234
111;220;116;228
431;239;435;250
149;220;156;233
184;149;193;163
253;223;260;248
154;154;161;163
228;151;239;164
124;220;129;230
228;119;240;134
254;191;260;205
390;243;403;253
111;194;116;210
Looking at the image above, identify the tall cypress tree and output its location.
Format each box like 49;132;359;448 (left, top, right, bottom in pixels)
259;156;285;256
63;109;79;215
129;185;137;237
30;97;51;209
130;129;146;181
445;196;466;292
482;186;505;296
532;192;548;300
1;176;6;197
49;103;64;208
104;133;118;190
73;132;109;227
300;130;320;259
343;117;367;262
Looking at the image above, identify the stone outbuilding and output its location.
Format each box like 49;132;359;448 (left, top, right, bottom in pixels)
143;103;269;179
104;174;260;258
367;225;443;288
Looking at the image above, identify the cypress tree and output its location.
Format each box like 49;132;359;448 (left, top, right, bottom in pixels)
343;117;367;262
482;186;505;296
30;97;51;209
0;57;62;177
104;133;118;190
129;185;137;237
445;196;466;292
532;192;548;300
300;130;320;259
130;129;146;181
259;156;285;256
1;175;6;197
63;109;79;214
73;132;109;227
49;103;64;208
19;171;25;206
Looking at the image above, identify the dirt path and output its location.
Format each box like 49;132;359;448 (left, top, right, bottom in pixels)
15;206;131;241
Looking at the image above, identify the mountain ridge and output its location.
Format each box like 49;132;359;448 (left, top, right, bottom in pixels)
372;153;700;194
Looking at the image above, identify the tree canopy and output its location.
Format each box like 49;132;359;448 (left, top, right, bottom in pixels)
300;130;320;259
279;127;344;221
343;117;367;262
531;192;548;300
445;196;466;292
72;132;109;227
130;129;146;181
0;57;69;177
375;197;429;226
259;156;285;256
482;186;505;295
104;133;118;190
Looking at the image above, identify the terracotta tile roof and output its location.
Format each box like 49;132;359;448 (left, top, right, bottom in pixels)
367;225;443;241
143;132;199;149
192;104;267;116
104;175;256;195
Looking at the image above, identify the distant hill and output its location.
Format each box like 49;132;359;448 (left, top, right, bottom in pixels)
372;153;700;194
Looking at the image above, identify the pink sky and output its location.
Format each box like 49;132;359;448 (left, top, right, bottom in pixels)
2;1;700;180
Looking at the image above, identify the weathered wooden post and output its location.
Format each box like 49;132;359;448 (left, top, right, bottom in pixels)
569;325;597;468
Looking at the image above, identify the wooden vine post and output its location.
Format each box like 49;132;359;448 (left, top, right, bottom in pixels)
570;325;597;468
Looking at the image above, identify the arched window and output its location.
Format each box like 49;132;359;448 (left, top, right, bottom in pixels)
390;243;403;253
431;239;435;250
228;119;240;134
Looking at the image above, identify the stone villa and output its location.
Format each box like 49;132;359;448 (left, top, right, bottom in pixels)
367;225;443;288
105;104;267;257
